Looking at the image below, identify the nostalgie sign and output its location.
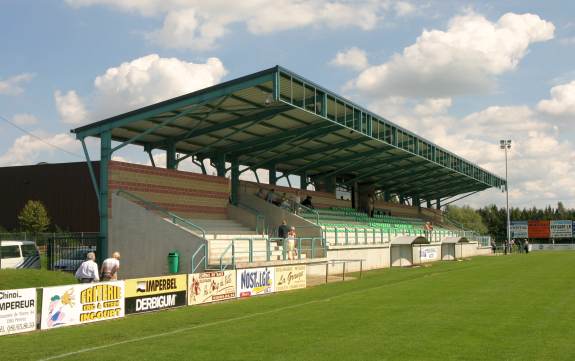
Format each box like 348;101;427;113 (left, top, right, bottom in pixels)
188;270;236;305
419;246;438;261
528;220;550;239
275;265;306;292
236;267;275;298
510;221;528;238
41;281;125;330
124;275;187;314
0;288;37;336
550;220;572;239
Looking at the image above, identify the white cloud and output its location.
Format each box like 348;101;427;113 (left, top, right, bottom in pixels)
393;1;416;16
348;12;555;98
330;47;369;71
0;73;34;96
0;133;80;166
11;113;39;126
414;97;452;115
91;54;226;119
369;96;575;208
65;0;410;50
54;90;88;124
537;80;575;116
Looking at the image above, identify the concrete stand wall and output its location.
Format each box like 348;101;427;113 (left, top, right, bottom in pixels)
109;193;205;279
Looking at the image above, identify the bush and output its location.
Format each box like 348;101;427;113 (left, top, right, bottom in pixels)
17;200;51;234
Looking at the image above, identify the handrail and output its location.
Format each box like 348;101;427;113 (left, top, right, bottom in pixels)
236;202;266;235
191;243;207;273
219;241;235;270
116;189;207;240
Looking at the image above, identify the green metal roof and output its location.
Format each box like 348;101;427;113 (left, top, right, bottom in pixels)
71;65;506;201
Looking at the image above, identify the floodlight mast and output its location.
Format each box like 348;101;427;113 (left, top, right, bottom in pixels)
500;140;511;253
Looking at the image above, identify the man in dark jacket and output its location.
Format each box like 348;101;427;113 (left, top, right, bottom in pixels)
278;220;290;239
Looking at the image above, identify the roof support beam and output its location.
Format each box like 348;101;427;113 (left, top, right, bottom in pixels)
73;69;275;139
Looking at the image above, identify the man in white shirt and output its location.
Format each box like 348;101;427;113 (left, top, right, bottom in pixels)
101;252;121;281
75;252;99;283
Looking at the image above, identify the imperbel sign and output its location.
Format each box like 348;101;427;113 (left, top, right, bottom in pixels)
0;288;37;336
188;270;236;305
124;275;187;314
41;281;125;330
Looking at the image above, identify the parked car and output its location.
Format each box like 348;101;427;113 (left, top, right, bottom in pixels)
0;240;41;269
53;247;95;272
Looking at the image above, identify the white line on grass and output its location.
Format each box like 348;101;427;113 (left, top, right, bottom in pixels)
39;266;468;361
38;298;330;361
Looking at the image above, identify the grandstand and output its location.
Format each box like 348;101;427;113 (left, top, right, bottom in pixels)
70;65;504;278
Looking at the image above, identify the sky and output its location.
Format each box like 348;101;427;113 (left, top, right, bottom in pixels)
1;0;575;209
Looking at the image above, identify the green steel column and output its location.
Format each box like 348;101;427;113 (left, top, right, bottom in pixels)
269;164;276;185
299;172;307;190
231;157;239;205
215;153;226;177
436;198;441;210
426;199;432;208
99;130;111;265
166;141;177;169
383;191;391;202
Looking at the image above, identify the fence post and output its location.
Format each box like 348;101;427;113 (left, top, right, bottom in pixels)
298;238;302;260
249;238;253;263
311;238;316;258
266;239;270;261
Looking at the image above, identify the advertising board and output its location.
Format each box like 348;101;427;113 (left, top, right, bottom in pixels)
419;246;438;261
188;270;236;305
0;288;36;336
528;220;550;239
510;221;528;238
550;220;572;239
236;267;275;298
124;275;187;314
41;281;124;330
274;265;306;292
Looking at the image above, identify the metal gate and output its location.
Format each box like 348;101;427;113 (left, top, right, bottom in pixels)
46;233;100;272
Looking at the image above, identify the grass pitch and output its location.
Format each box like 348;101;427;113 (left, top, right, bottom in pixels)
2;252;574;361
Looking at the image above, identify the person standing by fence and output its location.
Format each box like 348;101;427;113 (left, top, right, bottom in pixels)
101;251;121;281
75;252;99;283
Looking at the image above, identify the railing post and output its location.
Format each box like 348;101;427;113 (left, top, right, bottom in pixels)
283;238;287;260
266;239;270;261
311;238;316;258
298;238;302;260
335;228;339;245
232;241;235;268
249;238;253;263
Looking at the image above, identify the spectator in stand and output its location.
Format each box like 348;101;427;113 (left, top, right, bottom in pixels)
287;226;297;260
278;220;289;239
266;188;276;203
256;188;267;199
301;195;314;209
280;193;290;209
101;251;121;281
368;194;375;218
75;252;99;283
291;192;301;214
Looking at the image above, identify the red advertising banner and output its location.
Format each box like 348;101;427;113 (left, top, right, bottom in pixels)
528;220;550;238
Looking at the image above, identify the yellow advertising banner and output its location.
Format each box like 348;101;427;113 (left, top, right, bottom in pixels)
188;270;236;305
124;275;187;298
274;265;306;292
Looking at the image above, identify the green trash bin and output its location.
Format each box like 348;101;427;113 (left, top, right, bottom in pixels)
168;251;179;274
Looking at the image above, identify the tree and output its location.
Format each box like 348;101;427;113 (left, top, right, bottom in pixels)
445;205;488;234
18;200;50;234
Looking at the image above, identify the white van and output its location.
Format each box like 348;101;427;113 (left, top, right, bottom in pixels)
0;240;41;269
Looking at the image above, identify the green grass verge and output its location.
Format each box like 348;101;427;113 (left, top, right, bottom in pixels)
0;269;76;290
2;252;574;361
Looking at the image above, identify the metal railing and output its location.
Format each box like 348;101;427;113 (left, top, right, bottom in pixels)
217;236;326;270
191;243;207;273
116;189;207;240
321;226;466;246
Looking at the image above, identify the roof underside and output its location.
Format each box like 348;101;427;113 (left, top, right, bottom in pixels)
72;66;505;201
